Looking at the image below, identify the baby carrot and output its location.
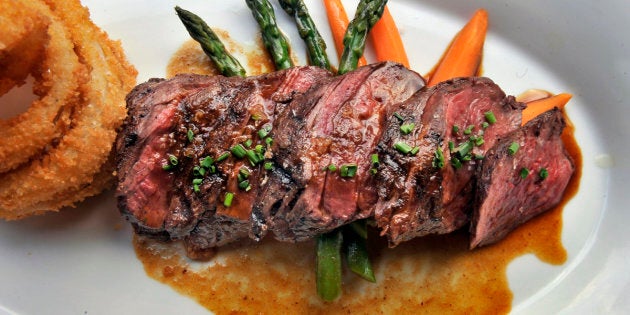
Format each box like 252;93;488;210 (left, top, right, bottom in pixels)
323;0;367;67
427;9;488;86
370;5;409;67
522;93;572;125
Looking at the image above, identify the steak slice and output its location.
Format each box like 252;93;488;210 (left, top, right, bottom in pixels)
470;108;574;248
374;77;525;246
115;74;224;238
253;62;425;242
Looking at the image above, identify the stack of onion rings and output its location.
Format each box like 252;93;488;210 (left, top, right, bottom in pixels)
0;0;137;219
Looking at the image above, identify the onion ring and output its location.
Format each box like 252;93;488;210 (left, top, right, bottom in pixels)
0;0;137;219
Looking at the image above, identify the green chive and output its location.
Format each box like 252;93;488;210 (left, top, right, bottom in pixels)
264;162;273;170
448;141;455;151
217;152;230;162
370;154;379;167
370;168;378;175
168;154;178;166
484;111;497;124
244;139;253;148
400;123;415;135
193;184;200;192
451;157;463;169
539;168;549;180
410;146;420;156
231;144;247;158
464;125;475;135
432;147;445;169
238;180;251;191
208;165;217;174
520;167;530;179
162;164;173;171
452;125;460;134
340;164;358;178
245;149;263;165
193;166;205;177
187;129;194;142
474;136;485;147
394;141;413;154
481;121;490;129
255;144;264;154
223;192;234;207
393;112;404;122
508;142;520;155
200;156;214;168
453;141;474;159
474;154;485;160
258;125;272;139
265;137;273;146
192;178;203;185
239;167;250;179
328;164;337;172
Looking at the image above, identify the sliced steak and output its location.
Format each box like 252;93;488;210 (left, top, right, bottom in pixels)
374;77;525;246
470;108;574;248
116;67;332;244
253;62;425;242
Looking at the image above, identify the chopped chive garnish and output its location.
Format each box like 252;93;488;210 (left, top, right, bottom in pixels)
264;161;273;170
394;141;413;154
238;180;251;191
451;157;463;169
539;168;549;180
432;147;445;169
192;178;203;185
231;144;247;158
244;139;253;148
245;149;263;166
400;123;415;135
162;164;173;171
448;141;455;151
168;154;179;166
208;165;217;174
463;125;475;135
371;154;379;167
200;156;214;168
265;137;273;146
340;164;358;178
410;146;420;155
258;125;272;139
508;142;520;155
453;141;473;159
393;112;404;122
187;129;194;142
474;136;485;147
255;144;264;154
484;111;497;124
520;167;530;179
474;154;485;160
193;184;200;192
452;125;460;134
223;192;234;207
481;121;490;129
328;164;337;172
217;152;230;162
370;168;378;175
193;166;205;177
239;167;250;179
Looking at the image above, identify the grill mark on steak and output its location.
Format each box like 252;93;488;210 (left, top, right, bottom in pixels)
470;108;574;248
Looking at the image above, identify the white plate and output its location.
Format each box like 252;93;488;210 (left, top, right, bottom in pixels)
1;0;628;314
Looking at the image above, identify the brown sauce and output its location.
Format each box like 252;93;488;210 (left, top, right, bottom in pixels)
134;33;582;314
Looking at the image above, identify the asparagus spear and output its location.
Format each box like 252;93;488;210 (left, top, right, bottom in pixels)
175;6;246;77
337;0;388;74
316;230;343;301
245;0;294;70
278;0;331;70
344;221;376;283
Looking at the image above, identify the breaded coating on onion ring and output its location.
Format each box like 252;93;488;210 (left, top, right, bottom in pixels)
0;0;137;219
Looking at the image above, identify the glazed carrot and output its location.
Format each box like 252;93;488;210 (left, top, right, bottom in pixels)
323;0;367;67
427;9;488;86
370;6;409;67
522;93;572;125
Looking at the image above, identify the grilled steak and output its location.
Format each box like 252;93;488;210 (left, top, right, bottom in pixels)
253;62;425;242
470;108;574;248
371;77;525;246
115;63;575;258
116;67;332;242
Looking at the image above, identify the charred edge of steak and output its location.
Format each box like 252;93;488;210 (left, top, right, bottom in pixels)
469;108;575;248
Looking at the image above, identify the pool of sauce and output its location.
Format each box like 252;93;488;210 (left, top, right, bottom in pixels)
135;33;582;314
